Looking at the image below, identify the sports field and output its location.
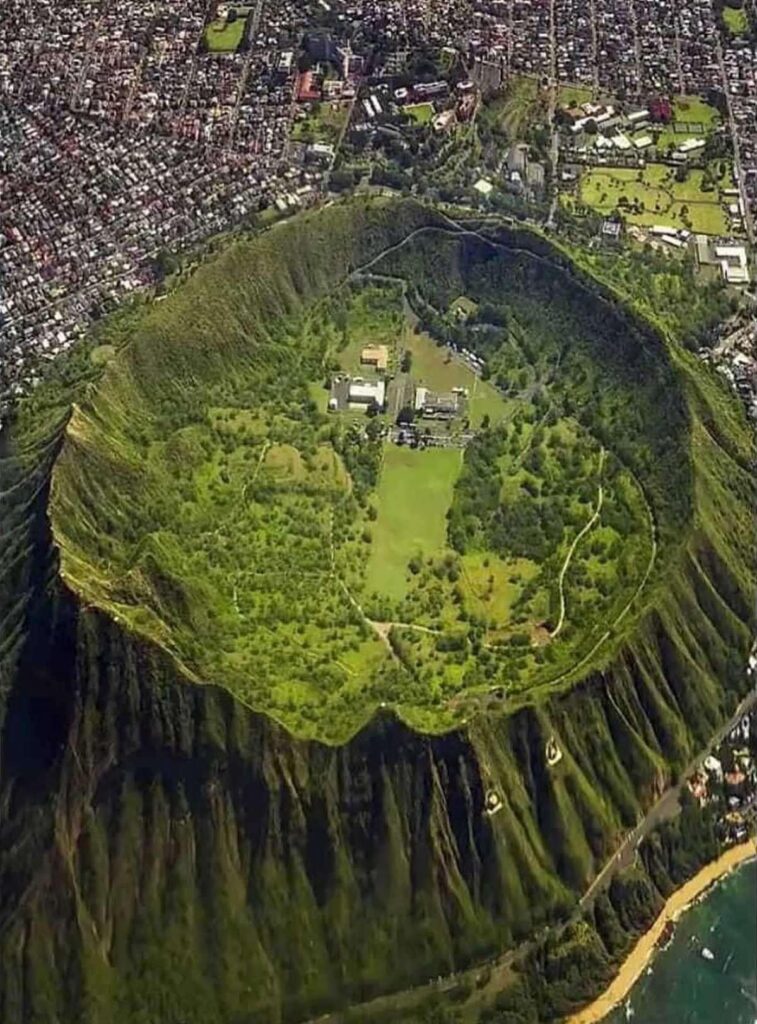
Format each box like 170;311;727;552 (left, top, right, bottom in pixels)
406;103;434;125
203;16;246;52
672;96;721;127
558;83;594;108
365;446;461;601
578;165;728;235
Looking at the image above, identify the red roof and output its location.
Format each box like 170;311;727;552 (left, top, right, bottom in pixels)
296;71;321;103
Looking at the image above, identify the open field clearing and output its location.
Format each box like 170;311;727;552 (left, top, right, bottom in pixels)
577;165;729;234
365;445;461;601
203;16;246;51
291;101;351;145
406;102;434;124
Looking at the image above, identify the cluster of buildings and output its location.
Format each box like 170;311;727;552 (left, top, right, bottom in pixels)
465;0;755;240
354;76;477;136
0;0;754;418
563;100;713;162
702;312;757;421
687;708;757;846
721;37;757;244
327;343;468;427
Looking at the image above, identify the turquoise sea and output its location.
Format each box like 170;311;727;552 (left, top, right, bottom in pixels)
605;859;757;1024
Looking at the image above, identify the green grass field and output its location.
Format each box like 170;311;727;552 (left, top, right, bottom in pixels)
577;164;728;235
673;95;721;127
449;295;478;318
406;103;434;125
90;344;115;366
203;16;246;52
722;3;749;33
459;552;539;631
291;102;351;145
479;77;544;140
558;83;594;108
365;446;461;601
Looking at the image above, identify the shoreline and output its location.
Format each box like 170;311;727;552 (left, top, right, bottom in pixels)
567;838;757;1024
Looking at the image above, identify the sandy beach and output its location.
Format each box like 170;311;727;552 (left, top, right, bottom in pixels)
567;838;757;1024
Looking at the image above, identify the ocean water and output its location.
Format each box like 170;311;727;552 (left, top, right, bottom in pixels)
605;859;757;1024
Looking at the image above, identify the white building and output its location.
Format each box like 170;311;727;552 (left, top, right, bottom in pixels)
348;379;385;408
714;245;751;284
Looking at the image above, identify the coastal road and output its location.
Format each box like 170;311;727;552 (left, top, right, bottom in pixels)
579;686;757;910
300;686;757;1024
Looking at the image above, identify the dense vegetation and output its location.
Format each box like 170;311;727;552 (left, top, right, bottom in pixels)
0;197;753;1024
11;199;745;742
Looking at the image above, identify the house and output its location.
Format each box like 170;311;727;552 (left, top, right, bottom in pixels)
601;219;622;241
695;234;715;265
714;244;750;284
361;344;389;371
473;177;493;196
415;386;459;419
306;142;335;164
348;378;385;409
678;138;706;155
297;71;322;103
627;108;650;124
526;162;545;190
507;144;528;174
433;109;456;132
413;81;448;100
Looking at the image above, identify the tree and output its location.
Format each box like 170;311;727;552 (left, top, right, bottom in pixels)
365;417;383;440
400;349;413;372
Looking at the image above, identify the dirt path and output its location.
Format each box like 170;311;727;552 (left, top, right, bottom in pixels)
549;447;605;638
241;438;271;504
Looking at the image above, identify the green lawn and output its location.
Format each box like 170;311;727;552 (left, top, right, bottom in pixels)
672;96;721;129
459;552;539;631
469;377;511;428
578;165;728;235
90;344;115;366
479;77;544;139
203;17;246;52
558;83;594;108
406;103;434;125
365;446;461;601
449;295;479;318
406;330;470;390
722;3;749;33
291;102;351;145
